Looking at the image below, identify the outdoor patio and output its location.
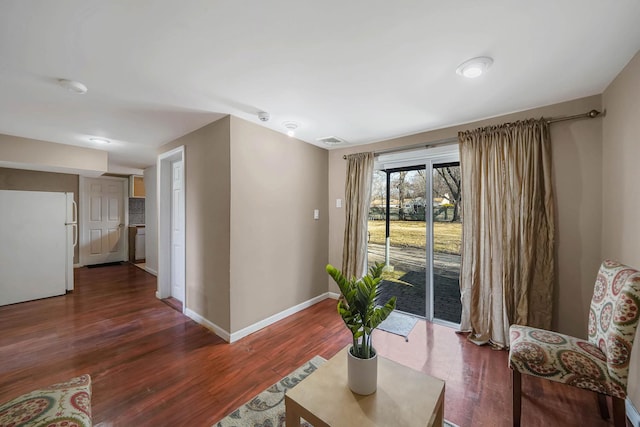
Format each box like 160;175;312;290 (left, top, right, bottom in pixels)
368;243;462;324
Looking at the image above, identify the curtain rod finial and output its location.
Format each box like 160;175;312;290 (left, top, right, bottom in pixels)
588;109;601;119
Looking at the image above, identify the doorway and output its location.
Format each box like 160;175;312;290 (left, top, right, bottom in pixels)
367;145;462;325
79;176;128;266
158;146;186;310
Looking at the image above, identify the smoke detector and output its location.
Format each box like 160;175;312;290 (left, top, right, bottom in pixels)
258;111;270;122
317;136;347;146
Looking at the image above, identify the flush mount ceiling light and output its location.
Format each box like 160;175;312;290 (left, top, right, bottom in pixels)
58;79;88;94
455;56;493;78
282;121;298;137
89;137;110;144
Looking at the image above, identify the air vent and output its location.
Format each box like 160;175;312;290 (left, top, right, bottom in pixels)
317;136;347;146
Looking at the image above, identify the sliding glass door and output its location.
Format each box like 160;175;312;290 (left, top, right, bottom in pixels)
367;146;461;325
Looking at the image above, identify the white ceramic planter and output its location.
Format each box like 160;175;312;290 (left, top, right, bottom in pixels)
347;347;378;395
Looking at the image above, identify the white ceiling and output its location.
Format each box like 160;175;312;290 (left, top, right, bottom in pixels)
1;1;639;170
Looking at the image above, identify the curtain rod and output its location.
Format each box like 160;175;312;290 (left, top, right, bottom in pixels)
342;109;603;159
342;137;457;160
546;109;602;124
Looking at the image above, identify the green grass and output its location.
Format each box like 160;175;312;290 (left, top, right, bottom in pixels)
368;220;461;255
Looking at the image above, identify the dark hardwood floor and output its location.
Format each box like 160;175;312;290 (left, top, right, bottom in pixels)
0;264;618;426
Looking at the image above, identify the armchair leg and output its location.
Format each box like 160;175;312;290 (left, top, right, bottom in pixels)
612;396;626;427
597;393;610;419
512;369;521;427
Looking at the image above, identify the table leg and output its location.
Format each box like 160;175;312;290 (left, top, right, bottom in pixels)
285;395;301;426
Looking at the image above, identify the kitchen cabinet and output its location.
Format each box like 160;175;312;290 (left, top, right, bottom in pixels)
130;175;145;198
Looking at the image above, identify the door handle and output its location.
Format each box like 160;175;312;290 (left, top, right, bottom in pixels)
72;200;78;223
72;224;78;247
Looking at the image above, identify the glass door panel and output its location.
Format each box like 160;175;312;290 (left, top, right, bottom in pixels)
369;167;427;317
367;147;462;325
431;162;462;324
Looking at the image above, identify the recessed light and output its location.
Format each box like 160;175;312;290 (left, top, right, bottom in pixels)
282;121;299;137
456;57;493;78
58;79;88;94
89;137;110;144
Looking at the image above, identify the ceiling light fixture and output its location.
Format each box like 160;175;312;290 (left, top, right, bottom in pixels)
89;137;110;144
58;79;88;94
283;121;298;137
455;56;493;78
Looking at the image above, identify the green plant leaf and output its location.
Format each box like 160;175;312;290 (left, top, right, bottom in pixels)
326;262;394;358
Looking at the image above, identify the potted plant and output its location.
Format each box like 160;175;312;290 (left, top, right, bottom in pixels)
326;262;396;395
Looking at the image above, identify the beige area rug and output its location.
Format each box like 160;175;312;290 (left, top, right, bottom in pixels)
213;356;459;427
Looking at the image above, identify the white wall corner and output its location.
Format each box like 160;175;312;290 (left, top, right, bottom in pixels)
229;293;333;343
185;308;231;343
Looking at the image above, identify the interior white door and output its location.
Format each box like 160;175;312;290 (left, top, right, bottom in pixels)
82;177;126;265
171;160;185;302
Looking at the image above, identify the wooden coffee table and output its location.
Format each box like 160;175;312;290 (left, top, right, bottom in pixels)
285;345;445;426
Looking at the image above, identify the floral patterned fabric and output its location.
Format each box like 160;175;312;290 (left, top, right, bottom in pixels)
0;375;92;427
509;260;640;399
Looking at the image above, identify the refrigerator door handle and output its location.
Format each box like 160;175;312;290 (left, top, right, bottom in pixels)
72;223;78;247
72;199;78;223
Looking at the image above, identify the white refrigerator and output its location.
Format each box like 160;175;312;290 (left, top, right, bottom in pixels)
0;190;77;306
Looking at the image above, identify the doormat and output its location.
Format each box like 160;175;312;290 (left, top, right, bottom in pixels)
87;261;124;268
376;310;419;341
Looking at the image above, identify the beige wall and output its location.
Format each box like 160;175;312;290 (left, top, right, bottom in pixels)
0;167;80;264
157;115;330;335
328;95;603;338
0;134;108;175
229;116;329;333
159;117;232;331
602;50;640;413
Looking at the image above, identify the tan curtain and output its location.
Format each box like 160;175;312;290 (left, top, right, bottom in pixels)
458;119;555;348
342;152;375;279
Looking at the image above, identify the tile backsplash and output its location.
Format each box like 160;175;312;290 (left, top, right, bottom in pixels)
129;198;145;225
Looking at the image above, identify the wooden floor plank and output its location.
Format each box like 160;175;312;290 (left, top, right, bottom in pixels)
0;264;616;426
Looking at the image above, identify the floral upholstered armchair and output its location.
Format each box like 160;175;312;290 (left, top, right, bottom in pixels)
509;260;640;427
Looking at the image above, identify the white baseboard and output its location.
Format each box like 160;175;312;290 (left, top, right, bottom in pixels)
185;308;231;342
171;292;335;344
73;264;82;268
144;266;158;276
627;398;640;427
228;292;334;343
